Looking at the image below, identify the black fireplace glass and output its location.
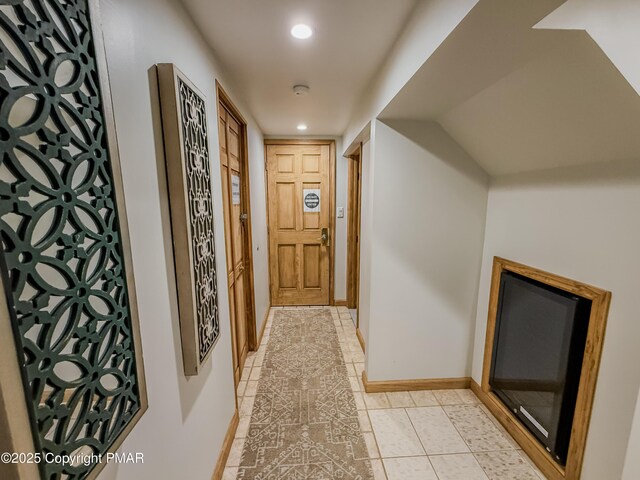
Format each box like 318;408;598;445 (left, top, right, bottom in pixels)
489;271;591;465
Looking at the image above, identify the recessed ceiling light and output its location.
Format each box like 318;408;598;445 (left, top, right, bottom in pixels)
297;124;308;131
291;24;313;39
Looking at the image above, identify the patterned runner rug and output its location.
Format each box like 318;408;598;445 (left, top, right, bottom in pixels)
238;308;373;480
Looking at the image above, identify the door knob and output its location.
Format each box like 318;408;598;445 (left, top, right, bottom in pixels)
317;228;329;246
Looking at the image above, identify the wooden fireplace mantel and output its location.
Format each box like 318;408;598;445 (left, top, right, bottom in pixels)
475;257;611;480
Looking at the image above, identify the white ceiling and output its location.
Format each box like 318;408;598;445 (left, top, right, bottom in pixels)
380;0;640;175
181;0;418;136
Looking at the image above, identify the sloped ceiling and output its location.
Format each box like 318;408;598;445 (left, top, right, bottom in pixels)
379;0;640;175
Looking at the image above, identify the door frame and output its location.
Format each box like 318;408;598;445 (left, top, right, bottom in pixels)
216;81;258;356
264;139;336;305
346;144;363;315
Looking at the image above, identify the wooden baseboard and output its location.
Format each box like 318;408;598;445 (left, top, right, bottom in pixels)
355;327;366;353
470;380;564;480
362;371;471;393
211;409;239;480
334;299;348;307
256;304;271;347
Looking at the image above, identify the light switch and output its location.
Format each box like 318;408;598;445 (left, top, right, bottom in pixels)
337;207;344;218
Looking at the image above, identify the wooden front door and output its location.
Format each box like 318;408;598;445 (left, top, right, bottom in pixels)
218;101;250;384
266;142;333;305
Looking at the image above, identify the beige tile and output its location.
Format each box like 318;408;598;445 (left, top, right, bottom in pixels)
363;392;391;409
364;431;381;458
429;453;489;480
455;389;480;404
383;456;438;480
249;367;261;381
349;376;362;392
434;389;465;405
252;352;265;366
370;459;387;480
239;395;255;417
474;450;539;480
236;415;250;438
240;366;251;382
369;409;425;458
222;466;238;480
244;380;258;397
406;407;469;455
244;352;255;367
346;363;357;377
517;450;548;479
444;405;513;452
225;437;245;467
386;391;415;408
358;410;372;432
478;404;520;449
409;390;439;407
352;351;365;363
354;363;365;375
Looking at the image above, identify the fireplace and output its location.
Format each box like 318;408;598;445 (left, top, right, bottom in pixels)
478;257;611;480
489;271;592;464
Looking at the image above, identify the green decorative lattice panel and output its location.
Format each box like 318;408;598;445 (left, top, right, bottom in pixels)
0;1;147;479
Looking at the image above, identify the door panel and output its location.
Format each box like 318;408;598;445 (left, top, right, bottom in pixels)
276;183;296;229
303;244;321;288
267;144;331;305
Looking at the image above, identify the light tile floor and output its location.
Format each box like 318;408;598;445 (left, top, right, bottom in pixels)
223;306;548;480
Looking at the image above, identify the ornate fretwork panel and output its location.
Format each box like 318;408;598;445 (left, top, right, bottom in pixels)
0;1;146;479
157;63;219;375
177;79;220;363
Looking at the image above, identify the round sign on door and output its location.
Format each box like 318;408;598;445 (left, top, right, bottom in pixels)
303;188;321;212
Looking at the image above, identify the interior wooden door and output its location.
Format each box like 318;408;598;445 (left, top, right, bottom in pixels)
218;103;249;384
266;143;332;305
347;144;363;311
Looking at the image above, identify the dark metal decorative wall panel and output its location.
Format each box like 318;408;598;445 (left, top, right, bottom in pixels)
157;64;219;376
0;1;146;479
178;79;220;361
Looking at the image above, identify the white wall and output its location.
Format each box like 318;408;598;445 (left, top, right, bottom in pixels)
99;0;268;477
334;137;348;301
623;387;640;480
358;138;373;345
246;126;271;333
471;160;640;480
363;120;488;381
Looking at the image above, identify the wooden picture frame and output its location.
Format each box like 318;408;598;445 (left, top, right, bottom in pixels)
157;64;221;375
0;1;147;479
476;257;611;480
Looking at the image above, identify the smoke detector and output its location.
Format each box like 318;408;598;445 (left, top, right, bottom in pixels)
293;85;310;96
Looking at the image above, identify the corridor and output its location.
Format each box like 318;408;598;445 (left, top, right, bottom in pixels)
223;307;545;480
1;1;640;480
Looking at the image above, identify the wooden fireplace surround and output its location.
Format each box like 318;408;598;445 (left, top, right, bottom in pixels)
472;257;611;480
